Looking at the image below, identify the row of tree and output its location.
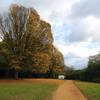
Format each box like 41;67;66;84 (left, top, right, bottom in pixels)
65;53;100;82
0;5;64;79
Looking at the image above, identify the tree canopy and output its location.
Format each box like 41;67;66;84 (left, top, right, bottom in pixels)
0;5;64;79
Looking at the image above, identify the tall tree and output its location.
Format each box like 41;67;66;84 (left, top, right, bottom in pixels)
32;52;51;73
0;5;52;79
48;46;64;78
87;54;100;82
0;4;64;79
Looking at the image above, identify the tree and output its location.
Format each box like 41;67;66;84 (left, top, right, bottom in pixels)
0;42;9;67
32;52;51;74
0;4;65;79
87;54;100;82
0;5;52;79
48;47;64;78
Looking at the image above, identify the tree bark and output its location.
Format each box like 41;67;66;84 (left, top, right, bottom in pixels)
14;70;18;80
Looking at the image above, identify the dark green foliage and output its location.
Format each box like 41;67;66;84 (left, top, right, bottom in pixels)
65;53;100;83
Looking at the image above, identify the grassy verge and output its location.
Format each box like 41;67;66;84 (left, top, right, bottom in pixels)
0;82;58;100
75;81;100;100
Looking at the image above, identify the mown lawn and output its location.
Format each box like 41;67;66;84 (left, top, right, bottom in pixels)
75;81;100;100
0;82;58;100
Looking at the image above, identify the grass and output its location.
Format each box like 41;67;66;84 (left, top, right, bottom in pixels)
75;81;100;100
0;82;58;100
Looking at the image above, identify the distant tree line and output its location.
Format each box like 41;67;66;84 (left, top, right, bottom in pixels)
65;53;100;83
0;5;64;79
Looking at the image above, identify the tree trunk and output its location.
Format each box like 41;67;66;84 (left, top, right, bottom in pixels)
14;70;18;80
48;66;53;78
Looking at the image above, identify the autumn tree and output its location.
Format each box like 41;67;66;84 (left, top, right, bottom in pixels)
0;5;52;79
32;52;51;74
48;46;64;78
0;4;64;79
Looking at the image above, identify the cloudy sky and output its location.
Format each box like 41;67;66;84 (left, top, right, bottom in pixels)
0;0;100;69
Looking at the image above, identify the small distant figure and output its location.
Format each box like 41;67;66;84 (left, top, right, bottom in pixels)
58;75;65;80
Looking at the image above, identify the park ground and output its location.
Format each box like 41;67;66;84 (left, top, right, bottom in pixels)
0;79;100;100
75;81;100;100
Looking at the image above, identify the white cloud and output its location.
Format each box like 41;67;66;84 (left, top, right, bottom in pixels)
71;0;100;18
54;41;100;69
54;41;100;57
0;0;13;13
84;16;100;41
13;0;79;27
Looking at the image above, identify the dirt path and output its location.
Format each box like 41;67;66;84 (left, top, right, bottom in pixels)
53;80;87;100
0;79;65;84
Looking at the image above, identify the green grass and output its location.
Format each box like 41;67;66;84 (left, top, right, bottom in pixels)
75;81;100;100
0;82;58;100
